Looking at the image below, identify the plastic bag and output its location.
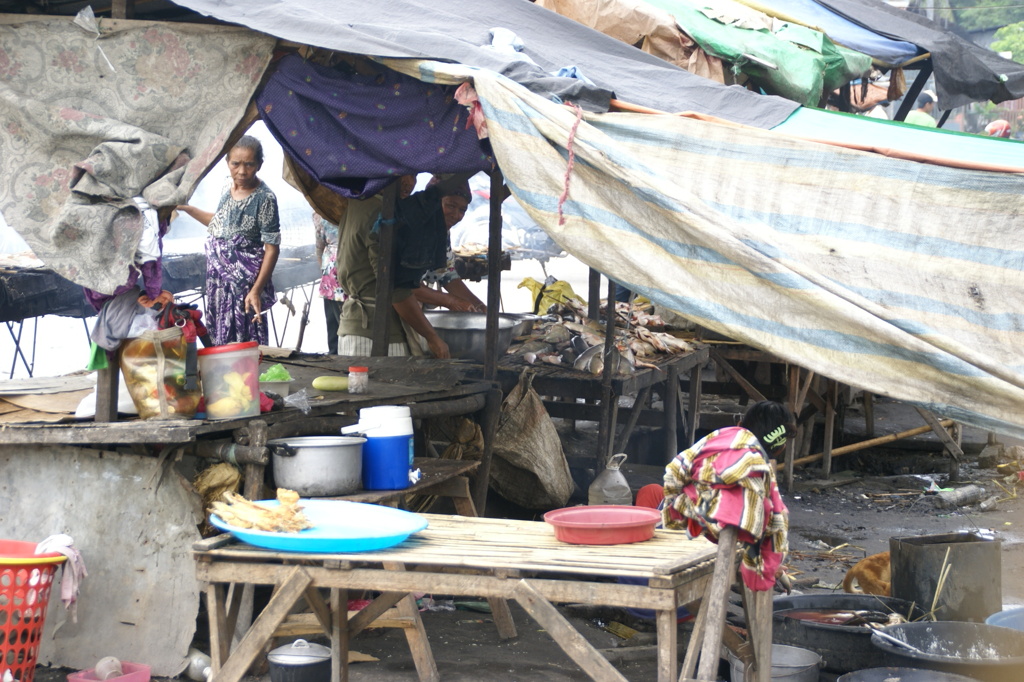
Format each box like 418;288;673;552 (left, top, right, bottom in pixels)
119;328;202;420
283;387;311;415
489;371;574;509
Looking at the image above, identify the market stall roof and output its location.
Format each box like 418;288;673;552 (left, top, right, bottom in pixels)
642;0;872;107
170;0;797;129
739;0;920;66
749;0;1024;109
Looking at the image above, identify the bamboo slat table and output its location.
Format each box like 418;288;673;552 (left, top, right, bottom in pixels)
193;514;720;682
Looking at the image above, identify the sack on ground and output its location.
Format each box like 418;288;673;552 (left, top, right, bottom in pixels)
490;371;573;509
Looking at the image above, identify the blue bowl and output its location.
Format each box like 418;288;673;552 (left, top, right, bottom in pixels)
987;606;1024;632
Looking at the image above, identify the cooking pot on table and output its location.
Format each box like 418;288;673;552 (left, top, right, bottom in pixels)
268;639;330;682
268;436;366;497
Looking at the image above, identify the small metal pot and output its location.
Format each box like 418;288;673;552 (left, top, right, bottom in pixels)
268;639;331;682
268;436;366;496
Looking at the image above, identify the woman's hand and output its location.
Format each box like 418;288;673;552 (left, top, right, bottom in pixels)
243;288;263;322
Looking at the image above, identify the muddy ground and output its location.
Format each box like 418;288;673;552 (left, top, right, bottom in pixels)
33;399;1024;682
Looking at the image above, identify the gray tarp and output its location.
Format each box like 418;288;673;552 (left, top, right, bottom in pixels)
172;0;798;128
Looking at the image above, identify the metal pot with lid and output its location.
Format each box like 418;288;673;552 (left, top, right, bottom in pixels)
268;639;331;682
267;436;366;496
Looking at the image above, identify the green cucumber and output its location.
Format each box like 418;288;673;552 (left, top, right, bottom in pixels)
312;375;349;392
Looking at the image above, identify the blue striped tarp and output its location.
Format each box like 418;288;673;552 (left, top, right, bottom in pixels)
386;60;1024;439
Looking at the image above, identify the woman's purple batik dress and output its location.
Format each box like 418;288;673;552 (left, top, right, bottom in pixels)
204;181;280;345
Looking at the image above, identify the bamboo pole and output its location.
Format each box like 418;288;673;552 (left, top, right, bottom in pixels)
775;420;955;472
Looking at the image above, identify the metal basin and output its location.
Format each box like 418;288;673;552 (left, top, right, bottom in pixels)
499;313;539;338
424;312;515;363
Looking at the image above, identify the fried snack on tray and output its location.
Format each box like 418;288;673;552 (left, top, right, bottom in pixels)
209;488;313;533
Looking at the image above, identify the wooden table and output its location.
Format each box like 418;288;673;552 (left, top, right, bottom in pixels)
193;514;719;682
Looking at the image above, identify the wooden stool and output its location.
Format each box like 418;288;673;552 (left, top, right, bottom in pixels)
679;526;773;682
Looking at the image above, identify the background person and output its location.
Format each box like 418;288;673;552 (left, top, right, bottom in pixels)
335;174;475;358
905;90;938;128
177;135;280;345
313;211;346;354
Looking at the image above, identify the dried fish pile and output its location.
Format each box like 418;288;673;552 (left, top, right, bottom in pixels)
508;298;695;375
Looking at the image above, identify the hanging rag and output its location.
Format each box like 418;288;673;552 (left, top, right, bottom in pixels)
662;426;788;591
35;534;88;623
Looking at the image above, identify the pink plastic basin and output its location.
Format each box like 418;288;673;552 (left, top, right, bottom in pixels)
544;505;661;545
67;662;151;682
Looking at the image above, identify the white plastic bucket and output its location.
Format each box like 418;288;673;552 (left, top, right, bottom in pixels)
196;341;260;420
729;644;821;682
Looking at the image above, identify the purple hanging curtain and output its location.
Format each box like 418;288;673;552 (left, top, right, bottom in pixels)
257;54;493;198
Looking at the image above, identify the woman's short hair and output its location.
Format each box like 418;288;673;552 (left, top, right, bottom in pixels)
739;400;794;453
232;134;264;164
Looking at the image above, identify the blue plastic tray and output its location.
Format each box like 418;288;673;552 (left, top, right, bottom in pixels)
209;499;428;553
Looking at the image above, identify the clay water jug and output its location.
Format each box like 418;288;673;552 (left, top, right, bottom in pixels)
588;453;632;505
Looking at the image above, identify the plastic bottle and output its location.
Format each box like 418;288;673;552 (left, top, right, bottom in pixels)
185;648;212;682
935;484;986;509
588;453;633;505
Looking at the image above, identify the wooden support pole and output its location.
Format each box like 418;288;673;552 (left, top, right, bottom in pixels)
371;183;398;356
686;361;704;446
664;363;680;462
695;526;739;682
822;380;837;478
588;268;601;321
484;167;504;380
596;276;618;465
776;419;955;471
742;583;773;682
785;365;799;491
471;388;502;515
914;407;963;482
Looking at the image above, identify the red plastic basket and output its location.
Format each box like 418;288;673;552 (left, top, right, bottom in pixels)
1;540;66;682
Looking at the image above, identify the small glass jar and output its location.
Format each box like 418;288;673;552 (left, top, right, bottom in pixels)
348;366;369;394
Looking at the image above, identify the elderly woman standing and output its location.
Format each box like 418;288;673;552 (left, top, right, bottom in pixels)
177;135;280;345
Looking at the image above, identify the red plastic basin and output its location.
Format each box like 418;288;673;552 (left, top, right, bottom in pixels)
544;505;661;545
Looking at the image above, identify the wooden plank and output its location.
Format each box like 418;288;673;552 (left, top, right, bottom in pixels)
330;588;346;682
656;605;677;682
348;591;408;637
303;584;333;637
742;583;773;682
696;526;738;682
385;562;439;682
514;579;627;682
914;407;964;462
95;362;118;423
215;566;312;682
709;350;766;403
206;583;230;673
778;419;955;471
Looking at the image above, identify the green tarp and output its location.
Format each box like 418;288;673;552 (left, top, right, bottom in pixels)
645;0;872;106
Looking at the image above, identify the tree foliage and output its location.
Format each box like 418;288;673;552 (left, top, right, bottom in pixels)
991;22;1024;63
945;0;1024;32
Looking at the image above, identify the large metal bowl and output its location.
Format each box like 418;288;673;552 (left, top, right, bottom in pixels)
499;313;540;338
424;312;516;363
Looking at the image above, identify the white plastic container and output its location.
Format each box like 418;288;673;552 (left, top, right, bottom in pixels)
588;453;633;505
196;341;260;420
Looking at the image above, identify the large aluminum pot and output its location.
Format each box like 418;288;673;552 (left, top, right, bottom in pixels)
424;312;516;363
268;436;366;496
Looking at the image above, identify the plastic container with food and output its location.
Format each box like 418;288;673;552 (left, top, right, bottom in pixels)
197;341;260;420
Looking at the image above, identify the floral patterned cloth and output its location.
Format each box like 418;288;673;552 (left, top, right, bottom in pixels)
662;426;788;592
0;19;274;294
313;212;345;301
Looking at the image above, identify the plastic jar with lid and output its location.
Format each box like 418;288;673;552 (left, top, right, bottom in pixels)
348;366;369;393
